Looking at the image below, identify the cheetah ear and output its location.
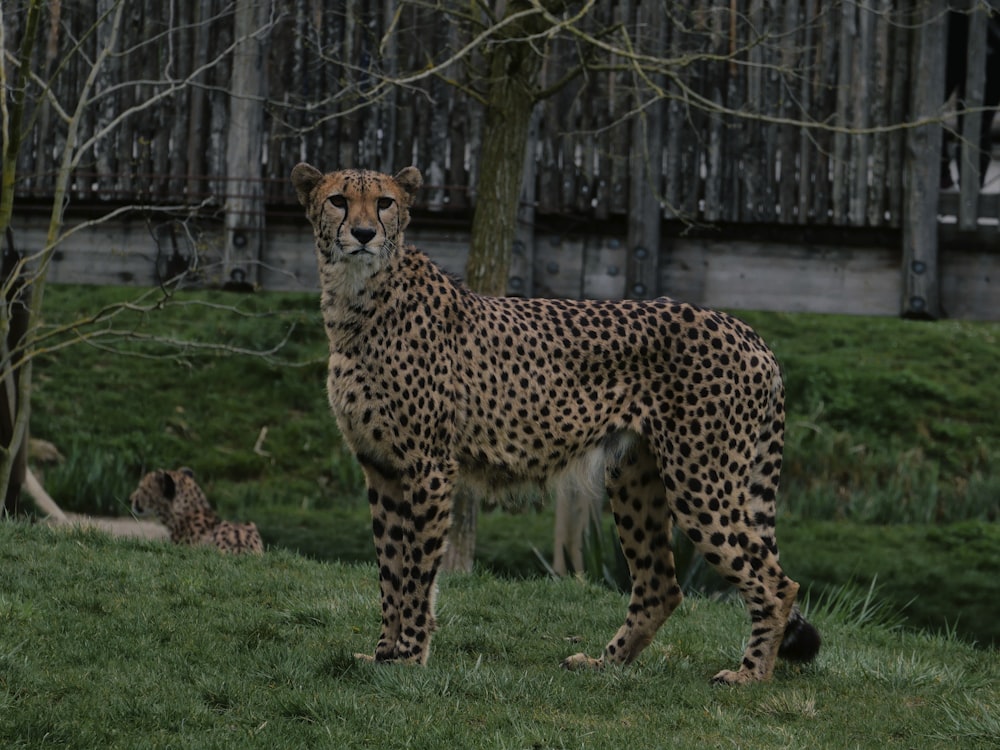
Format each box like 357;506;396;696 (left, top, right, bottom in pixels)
158;470;177;500
179;467;195;479
393;167;423;207
291;163;324;207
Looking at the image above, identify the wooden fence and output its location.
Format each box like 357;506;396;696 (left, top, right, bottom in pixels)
6;0;1000;318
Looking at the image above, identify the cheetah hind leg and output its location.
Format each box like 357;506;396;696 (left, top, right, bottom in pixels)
685;522;815;685
561;437;683;671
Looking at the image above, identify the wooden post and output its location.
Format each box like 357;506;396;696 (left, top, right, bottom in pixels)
224;0;269;288
508;105;540;298
625;2;664;300
901;2;945;319
959;1;988;230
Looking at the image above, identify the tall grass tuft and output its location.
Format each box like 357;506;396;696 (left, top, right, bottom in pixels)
40;441;149;516
805;575;908;632
781;406;999;524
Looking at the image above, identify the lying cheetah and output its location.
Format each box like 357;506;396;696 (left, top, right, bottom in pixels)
129;468;263;554
291;163;820;684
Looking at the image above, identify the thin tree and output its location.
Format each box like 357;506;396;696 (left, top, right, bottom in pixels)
0;0;282;515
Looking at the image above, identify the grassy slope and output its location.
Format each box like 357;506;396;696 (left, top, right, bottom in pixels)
2;523;997;750
22;285;1000;646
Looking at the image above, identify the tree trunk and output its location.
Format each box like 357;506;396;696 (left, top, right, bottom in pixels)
0;0;43;516
444;0;568;572
1;230;28;517
463;27;543;295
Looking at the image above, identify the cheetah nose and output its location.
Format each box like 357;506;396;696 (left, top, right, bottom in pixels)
351;227;376;245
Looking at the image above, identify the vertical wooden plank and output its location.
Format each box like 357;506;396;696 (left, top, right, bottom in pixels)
725;0;745;222
797;0;817;223
224;0;269;285
959;1;988;230
319;1;343;169
832;0;854;224
702;1;727;222
338;0;359;168
536;96;558;216
759;0;779;221
426;67;451;210
149;2;170;202
812;5;838;224
626;0;664;300
31;1;64;197
850;0;872;225
663;1;683;219
867;0;892;227
901;2;945;319
185;0;212;203
556;45;579;215
589;0;615;221
168;0;193;200
608;0;631;216
778;0;799;223
742;0;765;221
94;0;121;201
75;4;98;202
446;11;470;211
885;3;911;227
509;105;540;297
376;0;398;174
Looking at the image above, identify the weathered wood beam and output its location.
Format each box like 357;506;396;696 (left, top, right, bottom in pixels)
901;3;946;319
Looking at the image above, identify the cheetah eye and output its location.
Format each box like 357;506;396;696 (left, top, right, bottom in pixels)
377;197;394;211
329;195;347;209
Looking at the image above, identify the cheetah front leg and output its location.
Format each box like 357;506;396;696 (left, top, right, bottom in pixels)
358;459;454;665
358;465;405;662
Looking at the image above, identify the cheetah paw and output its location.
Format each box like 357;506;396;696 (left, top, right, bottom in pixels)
711;668;759;686
561;653;604;671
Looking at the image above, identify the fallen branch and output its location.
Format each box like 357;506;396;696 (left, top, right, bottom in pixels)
24;466;67;523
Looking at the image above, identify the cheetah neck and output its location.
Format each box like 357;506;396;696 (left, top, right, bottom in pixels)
168;494;222;544
318;248;409;350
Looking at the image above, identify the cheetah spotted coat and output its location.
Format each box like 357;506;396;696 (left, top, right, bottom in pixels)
291;163;819;684
130;468;263;555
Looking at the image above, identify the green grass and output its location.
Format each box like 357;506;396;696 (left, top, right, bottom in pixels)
27;287;999;525
30;285;350;515
1;522;997;749
738;311;1000;524
18;284;1000;649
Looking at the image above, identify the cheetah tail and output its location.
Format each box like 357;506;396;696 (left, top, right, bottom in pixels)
778;607;821;663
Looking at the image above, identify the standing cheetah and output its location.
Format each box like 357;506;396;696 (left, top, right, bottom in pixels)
291;163;820;684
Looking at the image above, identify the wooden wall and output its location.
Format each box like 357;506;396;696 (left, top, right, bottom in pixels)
15;209;999;321
4;1;999;319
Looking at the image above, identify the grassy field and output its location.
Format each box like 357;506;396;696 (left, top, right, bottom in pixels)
2;522;997;749
28;285;999;522
18;284;1000;647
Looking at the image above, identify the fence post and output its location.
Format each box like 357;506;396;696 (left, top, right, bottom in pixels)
901;2;945;319
508;105;540;297
223;0;269;289
625;3;664;301
958;2;988;229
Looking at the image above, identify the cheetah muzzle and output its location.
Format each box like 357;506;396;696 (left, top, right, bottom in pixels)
291;163;820;685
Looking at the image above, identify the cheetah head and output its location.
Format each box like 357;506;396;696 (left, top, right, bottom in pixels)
129;468;203;525
291;164;422;275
